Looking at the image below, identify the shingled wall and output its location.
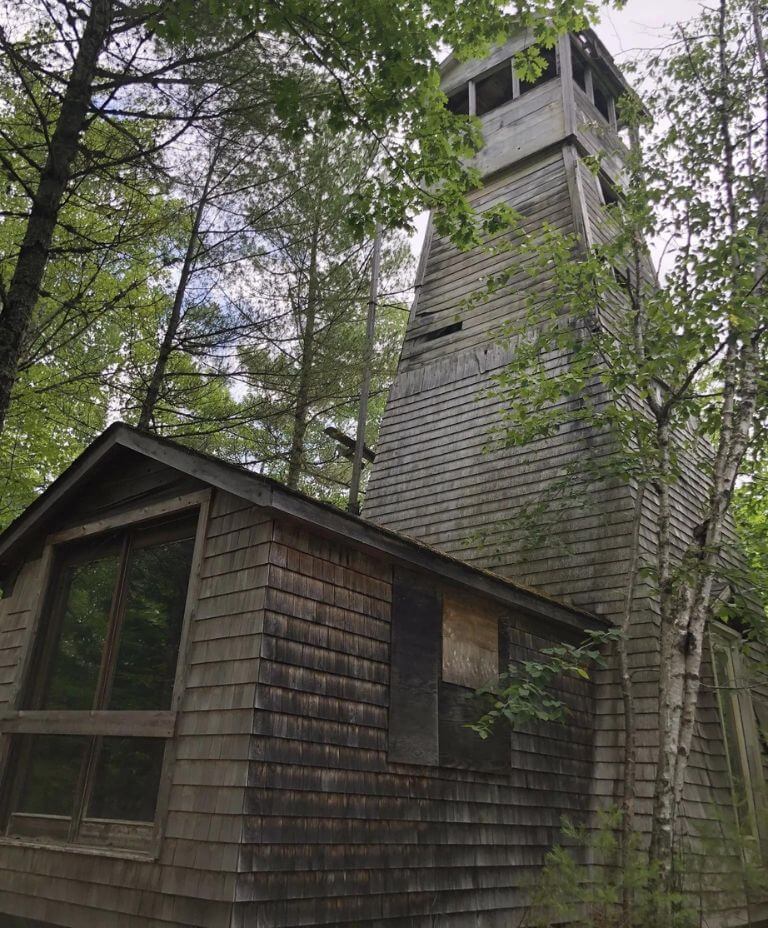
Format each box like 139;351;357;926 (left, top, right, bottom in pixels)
234;516;595;928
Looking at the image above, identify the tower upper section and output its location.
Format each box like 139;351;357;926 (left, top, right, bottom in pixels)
442;29;633;186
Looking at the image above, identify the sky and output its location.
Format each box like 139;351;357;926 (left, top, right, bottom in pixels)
594;0;704;58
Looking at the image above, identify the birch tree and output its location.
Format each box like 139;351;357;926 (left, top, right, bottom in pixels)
487;0;768;897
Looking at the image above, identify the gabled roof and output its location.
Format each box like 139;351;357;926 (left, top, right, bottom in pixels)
0;423;603;634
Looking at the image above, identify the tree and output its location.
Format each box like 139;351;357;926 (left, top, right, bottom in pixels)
483;0;768;904
237;126;410;500
0;0;112;434
0;68;184;523
0;0;293;440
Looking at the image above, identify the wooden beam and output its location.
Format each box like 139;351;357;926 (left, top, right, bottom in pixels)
0;426;123;566
47;490;209;545
0;710;177;738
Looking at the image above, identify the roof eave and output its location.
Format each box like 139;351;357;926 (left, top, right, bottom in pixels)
0;424;606;636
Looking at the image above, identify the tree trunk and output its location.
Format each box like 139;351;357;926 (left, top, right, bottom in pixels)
0;0;112;436
649;421;678;881
619;481;644;916
286;222;320;489
650;337;760;885
137;146;220;430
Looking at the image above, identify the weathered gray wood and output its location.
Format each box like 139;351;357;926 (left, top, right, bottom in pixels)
0;710;176;737
232;514;598;928
48;490;209;544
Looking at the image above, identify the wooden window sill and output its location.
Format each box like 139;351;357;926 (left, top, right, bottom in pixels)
0;833;158;861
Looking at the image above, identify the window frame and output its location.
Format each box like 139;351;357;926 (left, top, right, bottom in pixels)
570;38;618;132
445;42;560;120
0;489;210;856
710;623;767;848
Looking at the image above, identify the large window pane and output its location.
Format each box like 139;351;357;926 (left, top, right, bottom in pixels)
87;737;165;822
43;556;119;709
109;536;194;710
15;735;88;817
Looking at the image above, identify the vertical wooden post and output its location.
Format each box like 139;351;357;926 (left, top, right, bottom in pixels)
348;224;382;515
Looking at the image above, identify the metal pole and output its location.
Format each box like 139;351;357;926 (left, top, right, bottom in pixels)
348;222;382;514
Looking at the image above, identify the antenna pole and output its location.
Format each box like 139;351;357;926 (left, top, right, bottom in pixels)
348;223;382;514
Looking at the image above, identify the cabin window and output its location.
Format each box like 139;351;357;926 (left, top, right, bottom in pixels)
1;515;196;850
572;52;588;92
592;83;613;124
711;626;765;842
475;65;514;116
571;40;618;130
598;173;622;208
447;86;470;116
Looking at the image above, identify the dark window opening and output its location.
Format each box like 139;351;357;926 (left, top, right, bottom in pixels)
87;737;165;822
599;175;621;208
593;83;613;123
447;86;469;116
572;54;588;92
15;734;87;819
520;46;557;93
418;320;463;342
475;66;513;116
612;267;631;293
2;515;196;850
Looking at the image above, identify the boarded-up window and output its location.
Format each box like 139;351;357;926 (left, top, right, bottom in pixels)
442;593;499;689
389;576;509;772
388;568;441;766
